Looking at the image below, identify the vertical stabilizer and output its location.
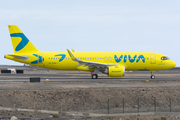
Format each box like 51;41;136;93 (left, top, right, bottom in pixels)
8;25;39;53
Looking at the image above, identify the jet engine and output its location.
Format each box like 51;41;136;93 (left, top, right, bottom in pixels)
104;66;125;77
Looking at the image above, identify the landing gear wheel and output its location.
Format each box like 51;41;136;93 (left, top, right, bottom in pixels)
151;75;155;79
92;74;98;79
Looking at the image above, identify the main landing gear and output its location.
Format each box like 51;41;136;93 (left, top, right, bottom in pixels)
151;71;155;79
92;74;98;79
91;68;99;79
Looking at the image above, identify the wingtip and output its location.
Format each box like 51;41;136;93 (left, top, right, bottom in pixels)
66;49;69;51
71;48;75;52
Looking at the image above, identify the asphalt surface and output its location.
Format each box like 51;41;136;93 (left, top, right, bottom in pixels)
0;69;179;82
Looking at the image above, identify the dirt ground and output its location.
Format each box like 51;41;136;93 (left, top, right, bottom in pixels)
1;112;180;120
1;80;180;90
1;68;180;119
0;81;179;120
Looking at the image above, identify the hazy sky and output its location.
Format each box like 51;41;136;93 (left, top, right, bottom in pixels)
0;0;180;66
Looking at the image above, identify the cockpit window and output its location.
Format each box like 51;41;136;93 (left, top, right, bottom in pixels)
161;56;170;60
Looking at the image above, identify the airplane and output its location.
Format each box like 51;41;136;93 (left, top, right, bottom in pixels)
4;25;176;79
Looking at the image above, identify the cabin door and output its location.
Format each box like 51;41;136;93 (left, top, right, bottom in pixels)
150;54;156;64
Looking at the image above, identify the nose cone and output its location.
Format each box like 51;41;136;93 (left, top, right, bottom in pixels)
171;61;176;68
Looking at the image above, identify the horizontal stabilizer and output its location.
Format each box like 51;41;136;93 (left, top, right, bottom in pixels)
6;54;29;61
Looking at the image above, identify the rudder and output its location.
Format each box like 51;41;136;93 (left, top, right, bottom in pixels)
8;25;39;53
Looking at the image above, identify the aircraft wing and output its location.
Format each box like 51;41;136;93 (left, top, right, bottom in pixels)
66;49;119;69
6;54;29;61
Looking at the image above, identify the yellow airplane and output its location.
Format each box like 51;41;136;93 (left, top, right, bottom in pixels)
5;25;176;79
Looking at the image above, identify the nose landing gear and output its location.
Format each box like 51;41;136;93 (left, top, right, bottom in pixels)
151;71;155;79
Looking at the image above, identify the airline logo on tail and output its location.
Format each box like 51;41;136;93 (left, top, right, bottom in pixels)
10;33;29;51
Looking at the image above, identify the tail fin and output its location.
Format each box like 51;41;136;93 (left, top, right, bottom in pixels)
8;25;39;53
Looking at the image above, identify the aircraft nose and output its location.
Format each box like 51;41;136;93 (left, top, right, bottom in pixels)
171;61;176;68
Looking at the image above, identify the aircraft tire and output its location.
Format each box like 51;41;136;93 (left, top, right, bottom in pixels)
151;75;155;79
92;74;98;79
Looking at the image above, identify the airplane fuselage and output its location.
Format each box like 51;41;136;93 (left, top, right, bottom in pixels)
5;52;175;71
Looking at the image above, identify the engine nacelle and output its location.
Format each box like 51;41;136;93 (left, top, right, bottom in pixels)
104;66;125;77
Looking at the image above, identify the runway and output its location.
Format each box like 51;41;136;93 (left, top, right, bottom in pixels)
0;69;179;82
